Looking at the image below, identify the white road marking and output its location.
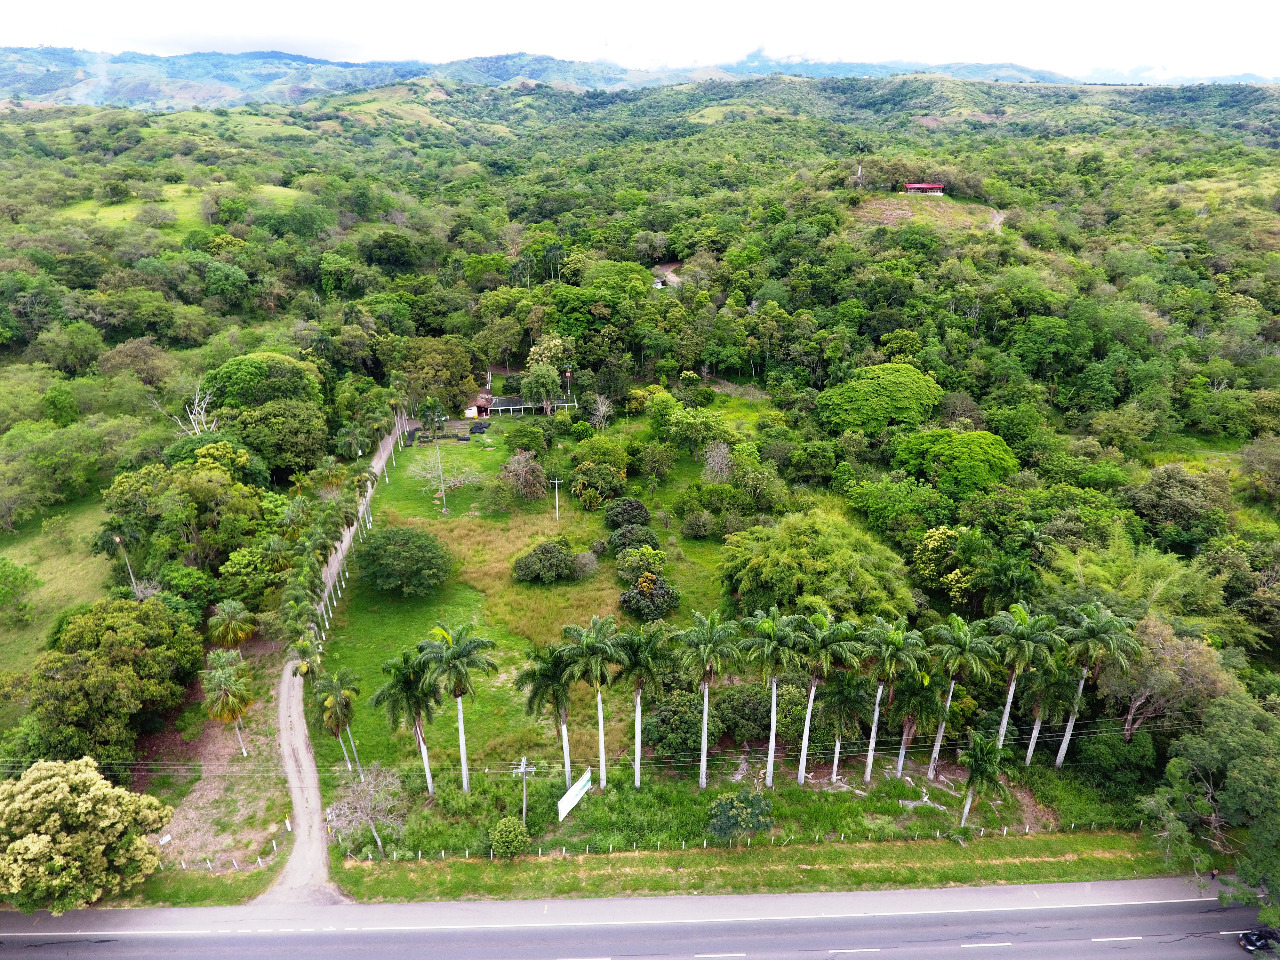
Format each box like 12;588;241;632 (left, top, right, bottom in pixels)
830;950;881;954
1222;931;1250;935
695;954;746;958
1092;937;1142;942
961;944;1012;949
0;895;1233;938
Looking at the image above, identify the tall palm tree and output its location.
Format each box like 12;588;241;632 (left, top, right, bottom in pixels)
371;649;442;796
614;624;669;790
925;614;995;780
418;621;497;794
1018;652;1075;766
561;615;620;792
740;606;806;788
515;644;575;789
1055;603;1137;769
288;632;323;682
889;669;942;778
858;616;926;783
821;669;875;783
986;603;1058;748
794;615;860;786
207;600;255;647
201;650;253;756
314;668;362;778
676;611;740;789
958;732;1010;828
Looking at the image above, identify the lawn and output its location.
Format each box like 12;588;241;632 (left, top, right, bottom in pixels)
332;831;1174;901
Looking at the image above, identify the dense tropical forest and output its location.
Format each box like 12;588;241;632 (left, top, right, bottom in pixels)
0;72;1279;914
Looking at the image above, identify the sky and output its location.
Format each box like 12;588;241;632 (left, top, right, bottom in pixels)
5;0;1277;81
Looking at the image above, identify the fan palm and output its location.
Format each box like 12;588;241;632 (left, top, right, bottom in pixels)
676;611;741;789
201;650;253;757
925;614;995;780
418;621;497;794
986;603;1058;748
561;615;620;791
371;649;442;795
958;732;1011;828
515;644;575;788
207;600;255;647
740;606;806;788
313;668;362;778
1055;603;1137;768
821;669;875;783
794;614;860;786
614;623;670;790
858;616;926;783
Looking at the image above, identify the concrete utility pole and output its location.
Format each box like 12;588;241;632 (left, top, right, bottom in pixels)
511;757;536;825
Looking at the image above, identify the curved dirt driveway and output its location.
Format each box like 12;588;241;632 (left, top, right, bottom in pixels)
255;662;346;905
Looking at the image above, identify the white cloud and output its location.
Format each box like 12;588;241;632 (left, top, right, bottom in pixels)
5;0;1277;79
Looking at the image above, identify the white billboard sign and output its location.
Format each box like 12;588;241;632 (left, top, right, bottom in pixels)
557;769;592;822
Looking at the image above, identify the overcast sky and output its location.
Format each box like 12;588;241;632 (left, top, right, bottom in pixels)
6;0;1276;80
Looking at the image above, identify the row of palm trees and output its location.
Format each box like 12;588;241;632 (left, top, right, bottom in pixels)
287;601;1135;825
511;601;1137;800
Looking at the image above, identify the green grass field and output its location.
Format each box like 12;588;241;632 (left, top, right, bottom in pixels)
332;831;1174;901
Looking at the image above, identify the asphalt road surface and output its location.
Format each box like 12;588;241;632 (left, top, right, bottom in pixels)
0;877;1259;959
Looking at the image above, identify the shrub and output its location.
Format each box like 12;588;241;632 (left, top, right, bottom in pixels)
616;546;667;585
573;552;599;580
512;538;577;584
604;497;651;530
707;789;774;842
681;509;718;539
643;689;723;758
609;524;660;554
571;434;628;473
354;527;453;597
572;462;626;504
489;816;530;859
578;488;604;511
498;450;547;499
503;421;547;455
620;572;680;621
716;684;771;743
569;421;594;441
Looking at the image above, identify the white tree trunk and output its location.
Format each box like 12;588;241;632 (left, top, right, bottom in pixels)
961;786;974;827
596;686;607;792
347;726;364;781
896;718;913;777
337;732;352;771
234;719;247;757
864;683;884;784
560;715;572;789
927;679;955;780
766;677;777;789
1056;668;1088;770
634;687;642;790
414;714;434;796
1025;712;1043;766
831;735;842;783
996;671;1017;748
798;680;817;785
699;681;710;789
368;817;384;856
457;696;470;794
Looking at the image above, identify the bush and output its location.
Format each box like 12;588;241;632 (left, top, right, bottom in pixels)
503;421;547;455
616;546;667;585
354;527;454;597
609;524;660;555
716;684;771;743
569;421;594;441
572;462;625;504
573;552;599;580
707;789;774;842
512;538;577;584
681;509;718;539
489;816;530;859
620;572;680;621
604;496;651;530
643;689;723;758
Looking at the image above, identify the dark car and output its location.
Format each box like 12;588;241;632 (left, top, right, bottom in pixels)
1240;928;1278;953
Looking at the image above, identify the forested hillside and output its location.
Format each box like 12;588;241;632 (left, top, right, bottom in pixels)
1;73;1279;913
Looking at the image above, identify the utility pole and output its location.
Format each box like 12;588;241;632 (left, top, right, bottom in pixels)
550;478;562;521
511;756;536;825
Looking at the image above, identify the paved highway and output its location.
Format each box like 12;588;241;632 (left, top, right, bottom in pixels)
0;877;1259;959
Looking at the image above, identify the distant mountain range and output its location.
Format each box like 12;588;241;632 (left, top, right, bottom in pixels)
1;47;1275;110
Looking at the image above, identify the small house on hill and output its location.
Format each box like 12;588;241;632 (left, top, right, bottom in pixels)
905;183;945;195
